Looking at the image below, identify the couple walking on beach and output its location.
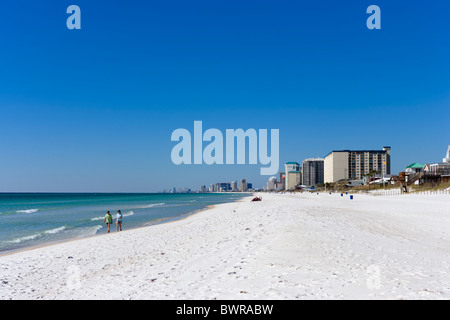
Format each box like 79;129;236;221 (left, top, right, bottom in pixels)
103;210;123;233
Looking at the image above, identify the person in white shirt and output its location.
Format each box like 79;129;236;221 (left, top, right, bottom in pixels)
116;210;123;232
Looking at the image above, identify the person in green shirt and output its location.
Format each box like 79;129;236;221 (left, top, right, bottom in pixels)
103;211;113;233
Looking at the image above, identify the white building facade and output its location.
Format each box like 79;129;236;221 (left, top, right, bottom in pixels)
285;162;301;190
324;147;391;183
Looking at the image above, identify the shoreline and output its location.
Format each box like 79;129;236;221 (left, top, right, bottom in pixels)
0;195;252;258
1;192;449;300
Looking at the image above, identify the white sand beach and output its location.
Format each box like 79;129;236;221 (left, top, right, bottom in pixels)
1;192;449;300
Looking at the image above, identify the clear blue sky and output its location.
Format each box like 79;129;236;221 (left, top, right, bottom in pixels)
0;0;449;192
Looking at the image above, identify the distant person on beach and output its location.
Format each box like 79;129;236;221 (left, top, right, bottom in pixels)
104;211;113;233
116;210;123;232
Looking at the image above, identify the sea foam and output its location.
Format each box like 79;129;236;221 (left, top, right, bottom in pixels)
140;203;165;208
8;226;67;244
16;209;39;214
123;210;134;217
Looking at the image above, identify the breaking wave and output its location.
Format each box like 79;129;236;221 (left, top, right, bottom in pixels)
16;209;39;214
7;226;67;244
140;203;165;209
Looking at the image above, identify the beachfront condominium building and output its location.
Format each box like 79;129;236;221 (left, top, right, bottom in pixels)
266;176;277;191
285;162;301;190
265;176;285;191
240;179;247;192
216;183;231;192
302;158;324;186
279;172;285;190
324;146;391;183
231;180;238;192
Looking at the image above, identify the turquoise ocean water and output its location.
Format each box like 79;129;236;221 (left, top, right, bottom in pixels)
0;193;247;253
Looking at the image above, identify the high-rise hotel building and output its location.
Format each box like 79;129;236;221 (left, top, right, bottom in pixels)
324;146;391;183
285;162;301;190
302;158;324;186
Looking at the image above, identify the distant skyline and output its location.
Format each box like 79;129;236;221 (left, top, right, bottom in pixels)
0;1;449;192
